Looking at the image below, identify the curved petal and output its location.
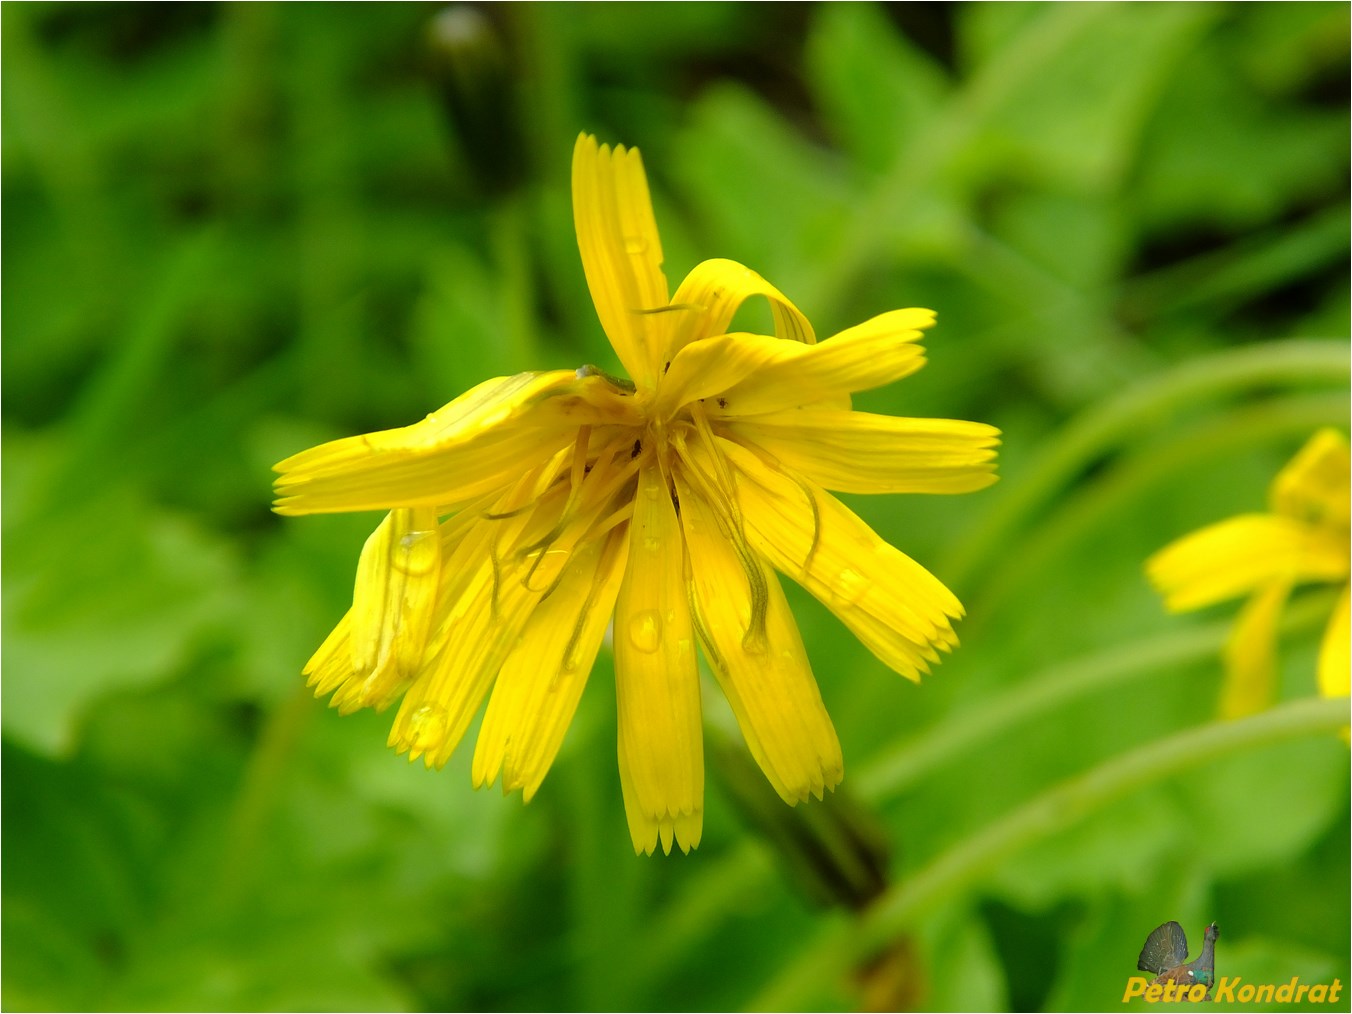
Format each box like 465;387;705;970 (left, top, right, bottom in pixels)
386;480;580;768
1271;428;1350;529
675;467;842;804
656;309;933;419
472;527;630;800
717;438;962;681
303;609;354;700
1147;514;1349;612
304;501;488;713
340;506;443;713
273;370;639;515
664;257;814;358
727;411;1000;495
1318;583;1350;701
572;134;670;391
1219;580;1291;719
613;458;702;855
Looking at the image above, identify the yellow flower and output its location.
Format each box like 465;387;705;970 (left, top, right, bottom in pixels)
1147;429;1350;719
273;135;1000;854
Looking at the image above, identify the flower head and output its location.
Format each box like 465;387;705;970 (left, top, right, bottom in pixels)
274;135;999;854
1147;429;1350;719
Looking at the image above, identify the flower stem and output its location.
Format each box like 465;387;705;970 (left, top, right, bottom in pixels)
212;684;315;916
750;695;1350;1011
944;339;1351;589
490;195;542;372
806;3;1119;319
856;592;1332;802
969;391;1349;622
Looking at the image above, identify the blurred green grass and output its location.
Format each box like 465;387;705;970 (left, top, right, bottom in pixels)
3;3;1348;1011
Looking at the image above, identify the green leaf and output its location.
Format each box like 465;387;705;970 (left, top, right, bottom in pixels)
956;3;1217;190
1133;10;1348;230
671;85;850;304
1174;734;1346;877
2;440;240;755
923;907;1008;1010
806;4;950;176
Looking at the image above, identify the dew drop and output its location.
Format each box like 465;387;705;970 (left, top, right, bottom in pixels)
627;609;663;653
830;568;866;606
406;704;449;752
642;536;661;552
624;234;647;255
394;529;439;575
643;483;663;501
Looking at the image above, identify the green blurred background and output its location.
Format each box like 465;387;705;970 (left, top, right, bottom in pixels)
4;3;1348;1010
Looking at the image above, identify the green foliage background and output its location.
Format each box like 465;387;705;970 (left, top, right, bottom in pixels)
3;3;1348;1010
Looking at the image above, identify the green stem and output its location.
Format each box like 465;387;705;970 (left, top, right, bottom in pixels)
971;391;1349;622
632;842;775;988
490;196;541;372
944;339;1350;589
870;696;1347;930
857;593;1333;802
1123;204;1350;324
805;3;1112;317
750;695;1350;1011
24;231;219;520
637;596;1331;991
212;684;315;916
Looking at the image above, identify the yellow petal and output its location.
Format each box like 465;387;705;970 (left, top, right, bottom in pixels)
674;467;842;804
273;370;638;515
572;134;670;391
613;459;703;854
620;761;703;858
1219;580;1291;719
331;507;443;714
303;609;354;698
657;309;933;419
665;256;814;359
1271;428;1350;529
727;411;1000;495
717;438;962;681
386;487;578;768
1318;584;1350;700
1147;514;1349;612
305;503;488;713
472;527;630;800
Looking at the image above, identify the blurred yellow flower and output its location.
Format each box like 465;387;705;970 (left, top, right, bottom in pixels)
1147;429;1350;719
274;135;999;854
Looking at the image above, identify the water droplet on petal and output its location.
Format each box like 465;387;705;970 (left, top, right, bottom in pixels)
394;529;439;575
406;704;449;753
399;530;432;550
830;568;865;607
624;234;647;255
628;609;663;654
